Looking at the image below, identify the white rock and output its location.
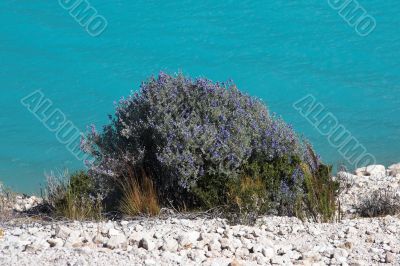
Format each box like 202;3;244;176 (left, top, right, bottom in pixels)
27;227;39;235
108;228;123;237
276;244;293;255
355;165;386;177
262;246;275;258
144;259;156;266
12;204;23;212
208;237;222;252
177;231;200;246
385;252;396;263
216;227;224;234
388;163;400;177
336;171;357;181
93;234;108;246
134;224;143;232
106;234;128;250
55;225;73;239
161;238;178;252
207;258;232;266
153;231;163;239
139;237;155;251
303;250;322;262
69;230;81;239
333;248;348;259
220;237;232;250
231;238;242;250
120;220;129;226
47;238;64;248
161;251;182;263
64;234;83;248
270;255;290;265
24;239;50;252
101;221;115;235
11;228;23;236
128;231;142;245
251;244;263;254
188;249;206;263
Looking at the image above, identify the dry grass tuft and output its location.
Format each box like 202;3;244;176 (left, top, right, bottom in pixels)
119;168;160;217
58;190;103;221
226;175;268;225
301;162;337;222
356;189;400;218
45;170;103;221
0;183;17;223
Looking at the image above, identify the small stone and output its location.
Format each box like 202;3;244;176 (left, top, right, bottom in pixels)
106;234;127;250
55;225;72;239
208;238;221;252
153;231;163;239
344;241;353;249
69;230;81;239
355;165;386;177
228;259;241;266
387;226;397;234
64;235;83;248
220;238;232;250
13;204;23;212
101;221;114;235
47;238;64;248
139;238;155;251
11;228;23;236
345;227;357;235
252;244;263;253
128;232;142;245
270;256;285;265
276;244;292;255
144;259;156;266
161;238;178;252
161;251;182;263
93;234;108;245
120;221;129;226
28;227;39;235
177;231;200;246
216;228;224;234
262;246;275;258
188;249;206;263
334;248;348;260
386;252;396;263
303;250;322;262
24;239;50;252
235;247;250;258
388;163;400;176
134;224;143;232
108;228;122;237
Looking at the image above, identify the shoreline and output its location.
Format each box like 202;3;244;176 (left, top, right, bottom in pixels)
1;163;400;265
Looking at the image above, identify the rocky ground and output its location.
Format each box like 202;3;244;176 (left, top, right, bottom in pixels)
0;163;400;266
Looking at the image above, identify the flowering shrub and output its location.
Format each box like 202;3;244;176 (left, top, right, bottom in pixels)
83;72;336;221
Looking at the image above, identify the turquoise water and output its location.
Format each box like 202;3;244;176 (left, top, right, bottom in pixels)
1;1;399;193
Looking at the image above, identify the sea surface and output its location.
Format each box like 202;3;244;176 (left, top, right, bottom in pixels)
1;1;399;193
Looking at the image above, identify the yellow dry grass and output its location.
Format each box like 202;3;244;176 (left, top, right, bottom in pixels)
119;169;160;216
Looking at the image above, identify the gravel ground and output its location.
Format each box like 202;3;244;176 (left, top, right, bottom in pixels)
0;163;399;266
